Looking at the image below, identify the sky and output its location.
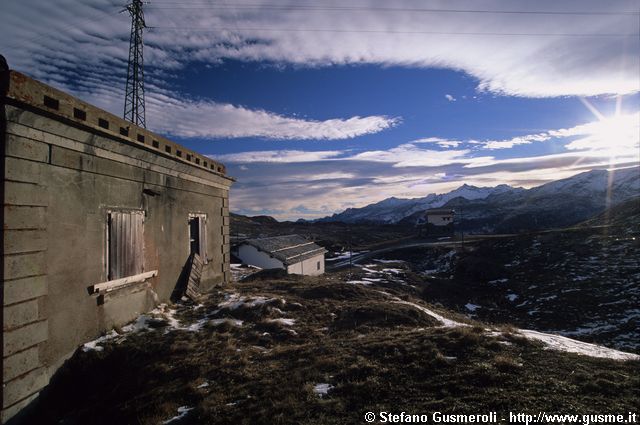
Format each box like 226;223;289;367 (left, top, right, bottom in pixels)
2;0;639;220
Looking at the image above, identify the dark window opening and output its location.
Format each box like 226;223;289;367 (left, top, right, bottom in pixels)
188;215;207;258
43;95;59;110
317;261;321;270
165;145;172;153
137;134;145;143
98;118;109;129
186;154;192;161
176;150;182;157
120;127;129;136
152;140;159;148
203;161;208;167
195;158;200;165
107;211;144;280
73;108;86;120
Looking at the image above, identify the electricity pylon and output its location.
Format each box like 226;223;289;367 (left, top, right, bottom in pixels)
123;0;147;127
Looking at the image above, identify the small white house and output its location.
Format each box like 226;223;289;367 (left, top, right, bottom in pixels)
424;208;455;226
235;235;327;276
418;208;455;236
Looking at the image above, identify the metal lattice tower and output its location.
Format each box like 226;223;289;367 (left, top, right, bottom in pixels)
123;0;147;127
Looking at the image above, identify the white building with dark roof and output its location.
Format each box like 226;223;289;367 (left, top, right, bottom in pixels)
424;208;455;226
236;235;327;276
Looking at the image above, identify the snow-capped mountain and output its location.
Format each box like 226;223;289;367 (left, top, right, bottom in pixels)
319;167;640;231
318;183;520;224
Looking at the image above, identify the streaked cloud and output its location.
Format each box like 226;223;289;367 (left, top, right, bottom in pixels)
147;94;399;140
211;149;344;163
2;0;638;105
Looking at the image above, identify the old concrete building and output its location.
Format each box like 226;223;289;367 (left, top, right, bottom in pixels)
1;67;233;422
235;235;326;276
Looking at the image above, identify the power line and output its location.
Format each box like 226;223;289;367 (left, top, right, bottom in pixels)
150;26;639;37
147;3;640;17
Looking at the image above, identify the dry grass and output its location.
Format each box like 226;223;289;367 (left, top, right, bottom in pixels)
27;275;640;425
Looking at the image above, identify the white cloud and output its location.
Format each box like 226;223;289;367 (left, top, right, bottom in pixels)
146;93;399;140
0;1;399;141
412;137;462;148
210;150;344;163
2;0;638;105
350;142;494;167
445;94;456;102
482;112;640;150
483;133;551;149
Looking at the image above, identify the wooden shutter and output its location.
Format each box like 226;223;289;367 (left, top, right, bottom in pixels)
199;216;207;261
108;211;144;280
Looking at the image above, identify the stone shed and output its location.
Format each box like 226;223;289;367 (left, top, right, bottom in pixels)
1;66;233;422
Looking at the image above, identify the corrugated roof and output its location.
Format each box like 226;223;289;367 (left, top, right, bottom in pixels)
242;235;327;265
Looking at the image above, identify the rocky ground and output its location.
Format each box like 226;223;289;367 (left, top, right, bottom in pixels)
392;227;640;353
27;266;639;425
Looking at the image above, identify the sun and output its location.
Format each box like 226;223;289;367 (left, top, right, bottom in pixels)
573;97;640;159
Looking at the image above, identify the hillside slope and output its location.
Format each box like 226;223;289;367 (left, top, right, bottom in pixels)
26;273;639;425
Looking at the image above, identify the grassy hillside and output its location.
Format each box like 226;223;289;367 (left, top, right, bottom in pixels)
230;213;415;252
399;225;640;353
26;273;639;425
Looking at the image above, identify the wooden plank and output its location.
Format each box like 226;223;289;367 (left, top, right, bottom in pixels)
185;253;203;301
91;270;157;294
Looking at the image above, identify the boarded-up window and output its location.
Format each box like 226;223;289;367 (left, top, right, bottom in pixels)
188;213;207;262
108;211;144;280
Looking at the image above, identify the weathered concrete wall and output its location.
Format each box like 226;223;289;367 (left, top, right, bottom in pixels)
286;253;325;276
1;71;233;423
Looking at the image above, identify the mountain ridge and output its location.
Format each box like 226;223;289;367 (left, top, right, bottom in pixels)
318;167;640;232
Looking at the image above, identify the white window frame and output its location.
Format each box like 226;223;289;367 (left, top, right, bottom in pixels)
188;213;208;263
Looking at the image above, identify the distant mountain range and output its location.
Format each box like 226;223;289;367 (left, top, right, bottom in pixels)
317;167;640;233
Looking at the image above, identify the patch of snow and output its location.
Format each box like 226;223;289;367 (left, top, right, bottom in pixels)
197;381;209;388
374;259;405;264
313;383;334;397
326;251;362;261
121;314;154;333
162;406;193;424
506;294;519;302
217;293;246;310
537;295;558;302
382;268;403;274
519;329;640;361
362;277;384;282
465;303;481;312
361;267;379;273
82;330;119;352
210;318;244;327
266;318;296;326
393;300;467;328
270;307;286;315
488;278;509;284
346;280;373;285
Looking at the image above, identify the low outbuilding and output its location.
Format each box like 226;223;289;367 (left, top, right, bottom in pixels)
419;208;455;236
235;235;326;276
